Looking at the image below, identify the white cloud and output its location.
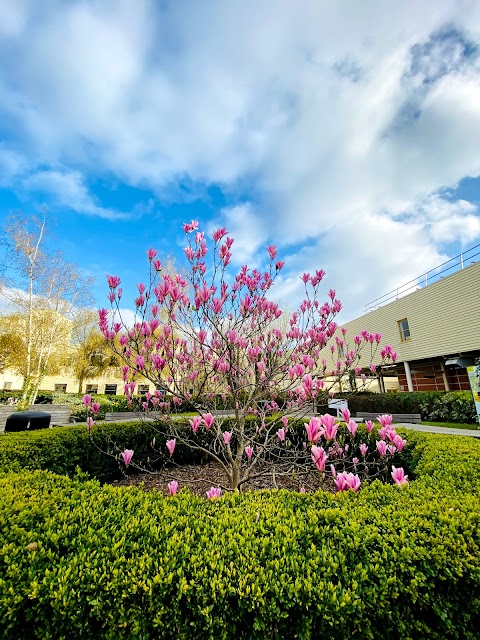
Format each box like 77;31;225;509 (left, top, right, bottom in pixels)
213;203;267;266
1;0;480;316
23;170;129;220
0;146;26;186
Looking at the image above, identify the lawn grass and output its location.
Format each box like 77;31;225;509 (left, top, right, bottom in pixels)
421;420;479;430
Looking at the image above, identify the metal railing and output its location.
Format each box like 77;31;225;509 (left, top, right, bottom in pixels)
364;243;480;313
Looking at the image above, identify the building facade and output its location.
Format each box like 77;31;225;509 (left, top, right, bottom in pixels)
331;261;480;393
0;369;155;396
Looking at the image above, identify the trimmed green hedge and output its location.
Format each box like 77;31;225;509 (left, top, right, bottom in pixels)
0;418;397;484
1;425;480;638
0;420;213;482
342;391;477;424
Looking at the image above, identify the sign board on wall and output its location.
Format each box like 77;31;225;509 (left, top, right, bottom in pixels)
328;399;348;417
467;366;480;428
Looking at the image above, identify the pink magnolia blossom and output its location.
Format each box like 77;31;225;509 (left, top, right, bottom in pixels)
335;471;361;492
183;220;199;233
121;449;134;466
206;487;222;499
305;417;323;443
189;416;202;433
168;480;178;496
299;487;306;493
212;227;227;242
101;219;398;492
146;248;157;260
203;413;215;429
378;414;393;428
378;426;389;440
166;439;176;456
391;466;409;486
92;403;100;415
359;443;368;457
311;445;327;472
386;429;398;443
86;416;94;432
347;419;358;438
106;275;121;289
365;420;374;433
321;414;338;441
83;394;92;407
340;408;351;423
335;471;349;491
393;434;407;452
267;245;277;260
388;444;397;456
376;440;387;457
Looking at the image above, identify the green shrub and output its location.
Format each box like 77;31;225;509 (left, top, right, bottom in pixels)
344;391;477;424
0;419;212;482
1;431;480;639
418;392;478;424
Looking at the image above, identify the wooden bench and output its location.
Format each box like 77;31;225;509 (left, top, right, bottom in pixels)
0;404;74;432
356;412;422;424
104;411;150;422
28;404;74;427
0;406;14;433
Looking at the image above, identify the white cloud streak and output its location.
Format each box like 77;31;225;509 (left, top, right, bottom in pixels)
0;0;480;317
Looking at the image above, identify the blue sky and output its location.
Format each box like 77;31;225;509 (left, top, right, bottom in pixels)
1;0;480;322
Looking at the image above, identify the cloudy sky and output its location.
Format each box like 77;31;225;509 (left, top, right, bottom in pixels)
1;0;480;322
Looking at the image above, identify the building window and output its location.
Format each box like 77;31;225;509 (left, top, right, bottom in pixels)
85;384;98;394
104;384;118;395
54;383;68;392
138;384;150;394
3;381;12;390
397;318;411;342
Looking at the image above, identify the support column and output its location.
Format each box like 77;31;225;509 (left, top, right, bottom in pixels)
377;373;386;393
440;361;450;391
404;361;414;392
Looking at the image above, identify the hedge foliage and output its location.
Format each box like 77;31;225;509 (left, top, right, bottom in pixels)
1;423;480;638
342;391;477;424
0;420;212;482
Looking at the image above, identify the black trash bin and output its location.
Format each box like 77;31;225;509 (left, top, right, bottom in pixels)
5;411;51;432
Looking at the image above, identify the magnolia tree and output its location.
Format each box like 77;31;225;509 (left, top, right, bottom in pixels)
92;221;405;493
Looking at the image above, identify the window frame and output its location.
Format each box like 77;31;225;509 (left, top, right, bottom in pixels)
104;383;118;396
85;384;99;394
138;384;150;394
397;318;411;342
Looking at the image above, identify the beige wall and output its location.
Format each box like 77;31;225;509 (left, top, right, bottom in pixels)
0;369;155;395
329;261;480;368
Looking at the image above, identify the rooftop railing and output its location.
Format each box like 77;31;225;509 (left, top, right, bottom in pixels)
364;243;480;313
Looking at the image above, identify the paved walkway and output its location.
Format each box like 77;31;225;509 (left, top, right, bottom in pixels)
48;416;480;439
392;422;480;438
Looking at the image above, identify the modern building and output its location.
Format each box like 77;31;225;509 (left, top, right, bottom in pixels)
0;369;154;396
332;257;480;393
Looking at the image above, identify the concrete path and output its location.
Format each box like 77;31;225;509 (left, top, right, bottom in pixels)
57;415;480;439
297;413;480;438
392;422;480;438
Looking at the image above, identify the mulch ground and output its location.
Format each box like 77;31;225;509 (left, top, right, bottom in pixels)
111;461;334;496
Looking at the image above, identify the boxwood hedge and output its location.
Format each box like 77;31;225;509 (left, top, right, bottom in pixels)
1;423;480;639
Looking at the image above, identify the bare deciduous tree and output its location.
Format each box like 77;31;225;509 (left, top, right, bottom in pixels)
0;211;94;405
